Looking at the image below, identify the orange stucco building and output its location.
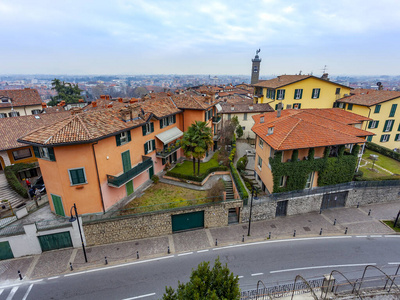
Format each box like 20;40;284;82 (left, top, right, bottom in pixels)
19;91;219;216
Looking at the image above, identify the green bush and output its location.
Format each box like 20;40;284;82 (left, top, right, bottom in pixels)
230;162;249;202
4;163;35;199
236;155;248;172
151;175;159;184
366;142;400;162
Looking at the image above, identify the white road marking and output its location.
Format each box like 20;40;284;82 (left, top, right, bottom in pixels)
0;289;3;295
178;252;193;256
270;263;376;274
213;236;352;251
384;235;400;238
65;255;174;277
251;273;263;276
48;276;59;280
6;286;18;300
22;284;34;300
197;250;209;253
388;262;400;265
356;236;367;238
0;283;22;289
238;276;244;279
29;280;43;284
370;235;382;238
122;292;156;299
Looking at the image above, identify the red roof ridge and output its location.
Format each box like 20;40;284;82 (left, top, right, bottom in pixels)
277;118;301;149
75;113;92;139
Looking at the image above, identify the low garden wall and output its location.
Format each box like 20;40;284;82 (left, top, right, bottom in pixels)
163;171;230;186
83;200;242;246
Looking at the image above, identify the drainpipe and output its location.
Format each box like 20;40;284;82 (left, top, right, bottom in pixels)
92;142;106;213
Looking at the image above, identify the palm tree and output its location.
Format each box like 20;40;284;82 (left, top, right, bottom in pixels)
181;126;198;175
191;121;213;175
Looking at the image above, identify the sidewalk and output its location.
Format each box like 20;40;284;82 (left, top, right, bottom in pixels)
0;201;399;284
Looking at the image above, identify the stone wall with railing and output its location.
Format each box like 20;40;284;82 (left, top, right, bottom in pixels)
83;200;243;246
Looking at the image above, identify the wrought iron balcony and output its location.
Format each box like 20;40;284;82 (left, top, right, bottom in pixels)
212;115;221;124
156;142;181;158
107;156;152;188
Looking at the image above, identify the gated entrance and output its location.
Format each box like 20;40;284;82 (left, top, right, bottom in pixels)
38;231;73;252
0;241;14;260
171;211;204;232
276;200;288;217
321;191;348;210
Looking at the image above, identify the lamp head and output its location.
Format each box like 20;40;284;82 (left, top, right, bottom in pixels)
69;216;77;223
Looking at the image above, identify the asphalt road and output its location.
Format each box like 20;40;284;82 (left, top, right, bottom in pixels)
1;235;399;300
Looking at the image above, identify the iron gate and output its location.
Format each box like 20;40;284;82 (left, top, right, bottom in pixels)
276;200;288;217
38;231;73;252
171;211;204;232
321;191;348;210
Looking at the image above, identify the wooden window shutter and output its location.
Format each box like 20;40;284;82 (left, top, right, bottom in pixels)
390;104;397;117
152;139;156;151
160;120;163;129
33;146;40;158
173;115;176;123
144;143;148;154
151;122;154;132
368;121;372;129
116;134;121;146
142;125;147;136
127;131;131;142
48;147;56;161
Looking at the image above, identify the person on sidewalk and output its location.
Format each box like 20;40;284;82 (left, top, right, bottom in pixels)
25;178;31;188
35;188;41;201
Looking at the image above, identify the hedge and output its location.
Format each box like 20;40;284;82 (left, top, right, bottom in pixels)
230;162;249;202
366;142;400;162
4;163;36;199
166;166;228;182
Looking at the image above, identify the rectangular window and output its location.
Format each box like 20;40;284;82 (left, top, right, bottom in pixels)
293;103;301;109
294;89;303;99
31;109;41;115
347;104;353;110
12;148;32;161
276;89;285;100
259;138;264;149
0;113;7;118
37;147;56;161
389;104;397;117
116;131;131;146
384;120;394;132
368;120;379;129
367;136;372;142
228;114;231;120
305;172;314;189
8;111;20;117
374;104;381;113
69;168;87;185
279;176;287;187
163;118;169;127
395;134;400;141
142;122;154;136
312;88;321;99
144;139;156;154
243;113;247;121
380;134;390;142
335;88;341;95
286;104;292;109
257;156;262;169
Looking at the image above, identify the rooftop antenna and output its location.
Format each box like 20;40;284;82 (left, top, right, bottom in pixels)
299;70;302;75
322;65;328;73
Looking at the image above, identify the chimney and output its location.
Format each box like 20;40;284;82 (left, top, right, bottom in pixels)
100;95;106;99
70;107;83;115
321;73;329;80
107;104;113;108
92;101;97;108
79;98;84;103
41;102;47;109
277;102;282;118
249;104;254;110
118;97;123;103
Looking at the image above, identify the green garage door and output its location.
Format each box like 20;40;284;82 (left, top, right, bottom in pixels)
172;211;204;232
38;231;73;252
0;241;14;260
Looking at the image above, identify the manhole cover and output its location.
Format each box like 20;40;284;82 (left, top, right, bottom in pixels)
303;227;311;231
270;224;276;228
242;225;247;229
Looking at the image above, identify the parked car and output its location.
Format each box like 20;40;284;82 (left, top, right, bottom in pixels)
29;176;46;197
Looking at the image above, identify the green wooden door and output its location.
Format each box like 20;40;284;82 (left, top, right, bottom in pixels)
51;194;65;216
172;211;204;232
0;241;14;260
126;180;134;196
149;165;154;179
121;150;131;173
38;231;73;252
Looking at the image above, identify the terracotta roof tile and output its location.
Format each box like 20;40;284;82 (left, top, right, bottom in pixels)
252;108;373;151
0;89;42;108
220;103;273;113
336;89;400;106
253;75;350;89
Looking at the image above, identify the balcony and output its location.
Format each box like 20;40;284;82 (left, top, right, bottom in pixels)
212;115;221;124
156;141;181;158
107;156;152;188
213;132;221;141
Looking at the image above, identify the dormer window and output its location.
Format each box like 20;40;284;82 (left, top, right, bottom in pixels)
268;127;274;135
260;116;264;123
1;97;9;103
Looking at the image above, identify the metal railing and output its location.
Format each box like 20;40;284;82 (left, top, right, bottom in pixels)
107;156;152;187
212;115;222;123
156;142;181;158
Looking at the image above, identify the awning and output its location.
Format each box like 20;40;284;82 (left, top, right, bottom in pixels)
156;126;183;144
215;103;222;112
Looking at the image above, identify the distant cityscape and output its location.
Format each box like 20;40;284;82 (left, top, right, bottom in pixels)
1;74;400;102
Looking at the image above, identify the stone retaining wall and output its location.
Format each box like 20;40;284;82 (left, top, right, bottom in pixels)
83;200;242;246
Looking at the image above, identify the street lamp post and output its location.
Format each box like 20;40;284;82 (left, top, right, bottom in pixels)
247;186;258;236
69;203;87;263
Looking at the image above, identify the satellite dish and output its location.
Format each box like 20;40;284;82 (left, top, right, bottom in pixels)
377;82;382;86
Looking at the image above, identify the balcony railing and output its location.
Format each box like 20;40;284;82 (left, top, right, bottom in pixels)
212;115;221;124
156;142;181;158
107;156;152;188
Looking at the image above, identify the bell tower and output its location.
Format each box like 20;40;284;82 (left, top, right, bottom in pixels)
251;49;261;84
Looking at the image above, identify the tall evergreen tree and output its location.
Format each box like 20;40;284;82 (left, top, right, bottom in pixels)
49;78;83;106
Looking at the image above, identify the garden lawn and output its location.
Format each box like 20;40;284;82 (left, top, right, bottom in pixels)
359;149;400;179
170;152;220;176
122;183;208;213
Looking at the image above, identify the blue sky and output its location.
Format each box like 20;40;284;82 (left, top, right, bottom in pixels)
1;0;400;76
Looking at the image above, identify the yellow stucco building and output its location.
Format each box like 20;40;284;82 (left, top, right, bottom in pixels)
253;75;351;110
335;89;400;150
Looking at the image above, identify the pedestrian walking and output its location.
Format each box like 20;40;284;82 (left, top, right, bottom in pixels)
25;178;31;188
35;188;41;201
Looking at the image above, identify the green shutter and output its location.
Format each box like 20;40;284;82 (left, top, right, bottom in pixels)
380;135;384;142
48;147;56;161
69;169;85;185
383;120;388;131
390;120;394;131
33;146;40;158
160;120;163;129
116;134;121;146
390;104;397;117
374;105;381;113
144;143;148;155
367;136;372;142
282;90;285;100
348;104;353;110
272;90;275;99
70;170;79;184
300;89;303;99
368;121;372;129
51;194;64;216
151;122;154;132
173;115;176;124
152;140;156;152
395;134;399;141
127;131;131;142
398;123;400;131
298;103;301;109
121;151;131;173
343;103;346;109
142;125;147;136
317;89;320;98
162;158;166;165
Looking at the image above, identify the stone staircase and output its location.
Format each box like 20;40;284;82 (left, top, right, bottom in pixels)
224;179;235;201
0;171;26;214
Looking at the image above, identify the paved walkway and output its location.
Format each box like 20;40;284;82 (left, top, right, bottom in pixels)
1;201;399;284
0;171;26;217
